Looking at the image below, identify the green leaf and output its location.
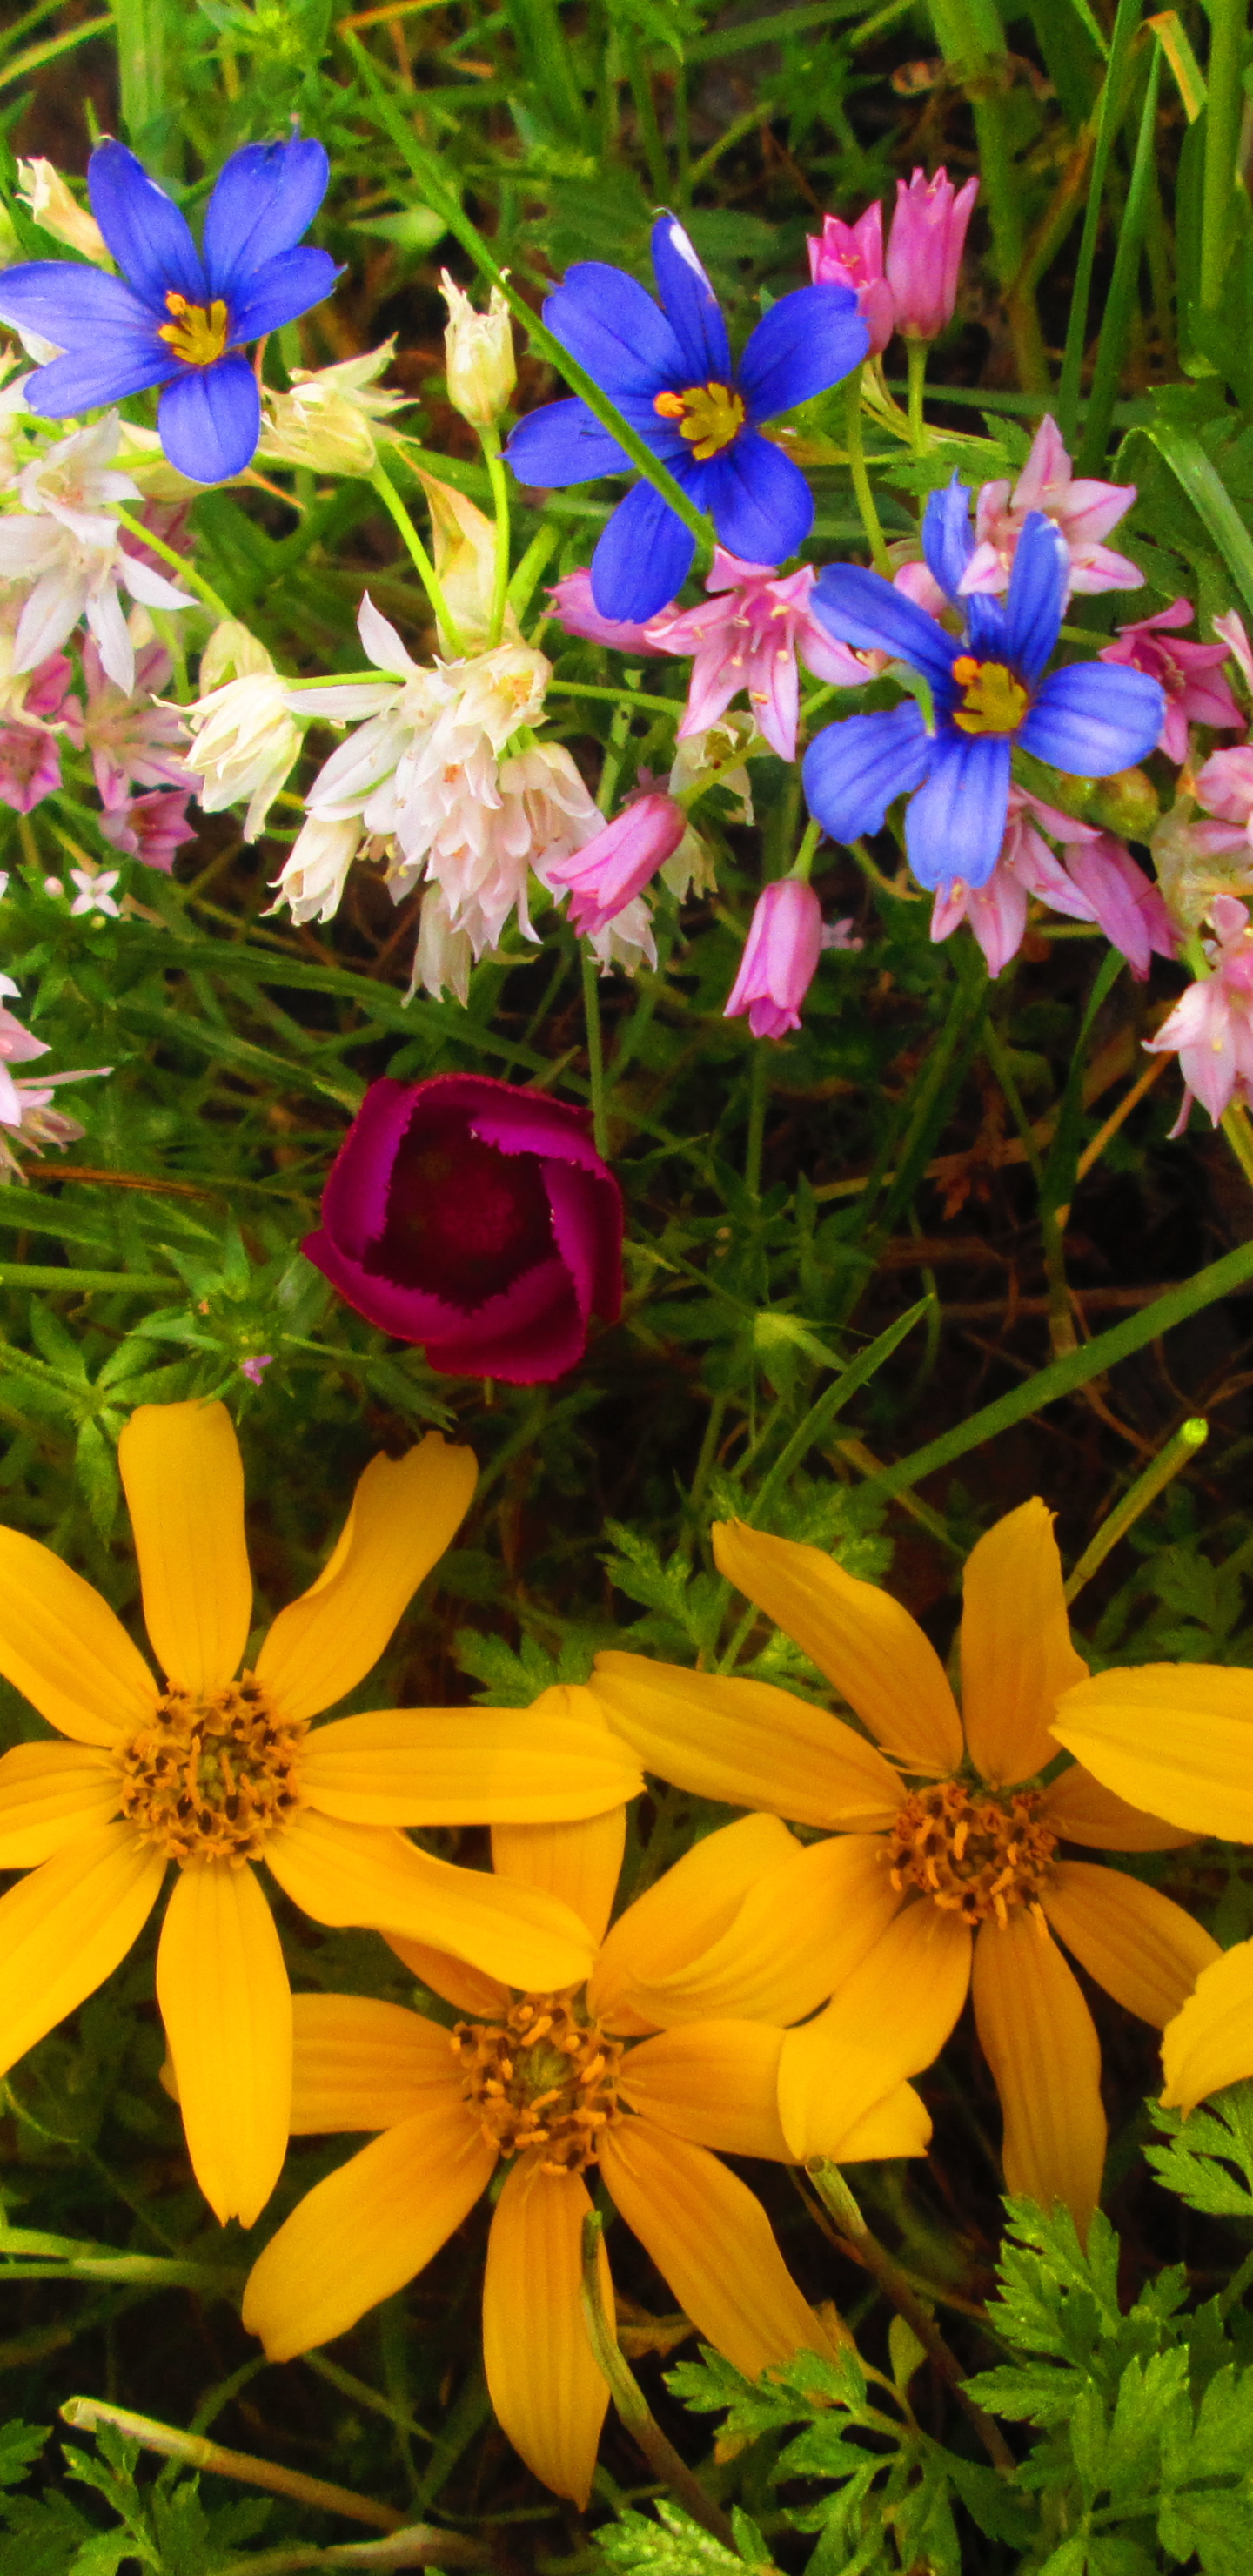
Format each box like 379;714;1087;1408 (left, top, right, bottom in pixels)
0;2426;47;2490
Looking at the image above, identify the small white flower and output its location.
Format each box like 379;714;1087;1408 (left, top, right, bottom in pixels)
258;339;411;476
69;867;121;918
182;627;310;842
0;415;194;690
42;876;64;898
15;160;111;266
272;815;363;924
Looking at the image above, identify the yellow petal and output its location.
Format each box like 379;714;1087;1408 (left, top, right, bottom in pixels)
0;1741;120;1865
243;2103;494;2361
592;1653;901;1828
837;2083;932;2163
0;1529;153;1747
482;2159;610;2506
1042;1765;1195;1852
600;1835;901;2032
619;2023;790;2159
1052;1665;1253;1839
712;1521;963;1774
777;1902;969;2161
601;2118;828;2383
383;1935;508;2017
1162;1939;1253;2110
0;1822;164;2077
256;1435;477;1723
959;1501;1088;1786
118;1402;252;1695
589;1813;800;2027
1041;1862;1220;2029
290;1994;461;2132
971;1916;1104;2235
302;1693;640;1827
491;1803;626;1945
157;1858;291;2227
265;1810;594;1992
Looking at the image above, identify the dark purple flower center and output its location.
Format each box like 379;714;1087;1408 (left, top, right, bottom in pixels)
365;1110;556;1310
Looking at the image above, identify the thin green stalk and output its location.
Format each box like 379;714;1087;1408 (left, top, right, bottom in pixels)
1075;42;1161;473
578;2214;738;2546
581;951;608;1159
844;366;891;573
477;425;511;647
369;463;466;652
744;1041;769;1200
1064;1418;1209;1604
733;1296;933;1547
113;509;233;627
1202;0;1246;315
905;341;928;457
0;1265;177;1295
791;816;823;882
928;0;1048;387
1057;0;1142;448
0;14;111;91
621;23;669;201
58;2400;410;2534
1221;1103;1253;1195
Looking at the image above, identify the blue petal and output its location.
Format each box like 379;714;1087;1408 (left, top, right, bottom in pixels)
1017;661;1166;776
905;729;1010;890
649;214;732;384
87;140;205;309
157;352;260;482
228;245;338;341
963;591;1008;658
0;260;156;339
543;262;687;399
802;703;931;842
505;396;630;487
23;338;172;415
590;481;696;622
1002;510;1068;681
695;431;813;564
811;563;955;693
737;285;868;420
203;138;329;299
921;476;974;603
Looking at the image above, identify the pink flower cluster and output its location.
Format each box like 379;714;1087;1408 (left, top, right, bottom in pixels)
807;168;979;352
1147;896;1253;1132
0;971;105;1182
931;787;1176;983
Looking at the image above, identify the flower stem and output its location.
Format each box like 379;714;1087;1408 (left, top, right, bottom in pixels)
578;2214;739;2547
905;340;928;457
791;816;823;882
844;366;891;574
113;509;234;626
478;424;512;648
57;2398;424;2536
1063;1416;1209;1606
1220;1102;1253;1195
581;949;609;1159
369;461;466;655
1202;0;1246;318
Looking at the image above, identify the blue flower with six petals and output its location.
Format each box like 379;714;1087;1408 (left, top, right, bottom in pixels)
0;138;336;486
505;214;869;623
801;479;1166;892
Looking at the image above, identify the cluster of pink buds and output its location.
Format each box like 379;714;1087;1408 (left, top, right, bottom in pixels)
0;969;105;1182
1146;896;1253;1133
807;167;979;351
931;788;1176;983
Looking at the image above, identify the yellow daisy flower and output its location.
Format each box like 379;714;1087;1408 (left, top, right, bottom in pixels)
243;1807;930;2506
1053;1663;1253;2114
589;1499;1219;2231
0;1400;641;2228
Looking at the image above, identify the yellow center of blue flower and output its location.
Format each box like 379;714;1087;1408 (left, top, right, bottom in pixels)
951;654;1029;736
653;380;746;460
157;291;231;367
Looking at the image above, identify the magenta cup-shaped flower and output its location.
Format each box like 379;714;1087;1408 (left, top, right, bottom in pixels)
807;204;895;357
304;1075;624;1385
547;793;687;936
885;166;978;341
724;878;823;1039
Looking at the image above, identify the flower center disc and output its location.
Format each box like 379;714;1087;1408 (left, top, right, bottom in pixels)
951;655;1029;737
116;1676;306;1864
886;1780;1057;1928
653;381;747;461
453;1995;622;2173
365;1110;556;1310
157;292;231;368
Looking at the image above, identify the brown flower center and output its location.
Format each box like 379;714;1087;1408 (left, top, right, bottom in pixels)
886;1780;1057;1929
452;1995;623;2175
116;1675;307;1865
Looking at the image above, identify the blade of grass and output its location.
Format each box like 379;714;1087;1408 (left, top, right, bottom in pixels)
1142;421;1253;629
1075;40;1161;471
1057;0;1144;449
1202;0;1247;315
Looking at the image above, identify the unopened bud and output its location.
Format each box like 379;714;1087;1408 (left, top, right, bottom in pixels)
16;159;111;266
258;340;410;477
440;273;516;427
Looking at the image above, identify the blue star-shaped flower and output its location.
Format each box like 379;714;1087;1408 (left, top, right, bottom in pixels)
505;214;869;622
0;138;336;486
802;479;1166;892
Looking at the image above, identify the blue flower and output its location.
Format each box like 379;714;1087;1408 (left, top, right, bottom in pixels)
801;479;1166;892
504;214;869;623
0;138;336;486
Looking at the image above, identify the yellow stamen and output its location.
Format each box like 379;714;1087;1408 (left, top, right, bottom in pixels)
951;654;1029;737
653;379;746;461
116;1674;306;1866
157;290;231;368
452;1993;622;2175
886;1779;1057;1929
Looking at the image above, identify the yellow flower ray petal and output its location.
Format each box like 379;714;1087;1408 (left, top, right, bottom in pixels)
589;1814;801;2025
1052;1666;1253;1839
265;1810;594;1992
619;2023;791;2160
382;1935;509;2017
960;1501;1088;1787
491;1803;626;1945
837;2083;933;2163
0;1741;120;1866
592;1653;904;1828
301;1695;641;1827
603;1835;902;2033
971;1916;1105;2236
1041;1862;1221;2029
0;1823;165;2078
1162;1938;1253;2111
157;1858;291;2228
1041;1765;1195;1852
482;2158;611;2508
256;1436;477;1724
290;1994;462;2133
777;1902;969;2162
601;2118;828;2385
118;1402;252;1696
243;2103;495;2361
0;1529;154;1747
712;1520;963;1774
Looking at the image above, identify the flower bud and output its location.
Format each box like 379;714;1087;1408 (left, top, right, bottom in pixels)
724;878;823;1040
807;204;895;358
16;159;111;266
258;341;409;477
440;274;516;428
547;794;687;936
885;167;978;342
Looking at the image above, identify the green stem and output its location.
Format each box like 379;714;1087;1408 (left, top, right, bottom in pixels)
1063;1418;1209;1605
369;463;466;654
578;2215;738;2546
581;951;608;1158
905;340;928;456
1202;0;1246;315
745;1040;768;1198
621;23;669;200
113;509;233;626
478;425;512;647
58;2400;409;2534
844;366;891;574
1221;1103;1253;1195
0;1265;177;1295
1075;39;1161;474
1056;0;1142;449
791;816;823;882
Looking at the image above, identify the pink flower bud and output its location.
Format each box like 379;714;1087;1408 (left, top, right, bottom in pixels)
885;166;978;342
548;569;673;653
724;878;823;1041
546;793;687;936
806;203;895;357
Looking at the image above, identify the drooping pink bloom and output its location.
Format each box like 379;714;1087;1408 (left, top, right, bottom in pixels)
645;549;867;762
1193;745;1253;846
66;639;192;808
548;571;674;653
98;788;198;873
240;1354;274;1387
0;721;61;812
1214;608;1253;700
304;1074;623;1384
1144;896;1253;1130
546;792;687;936
884;167;978;341
807;203;895;356
961;415;1142;600
1098;600;1243;763
931;787;1176;980
725;879;823;1039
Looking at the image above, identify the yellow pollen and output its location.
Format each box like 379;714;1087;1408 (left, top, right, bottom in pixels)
886;1780;1057;1929
653;379;746;461
951;654;1029;737
157;291;230;368
116;1675;306;1865
452;1994;623;2175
